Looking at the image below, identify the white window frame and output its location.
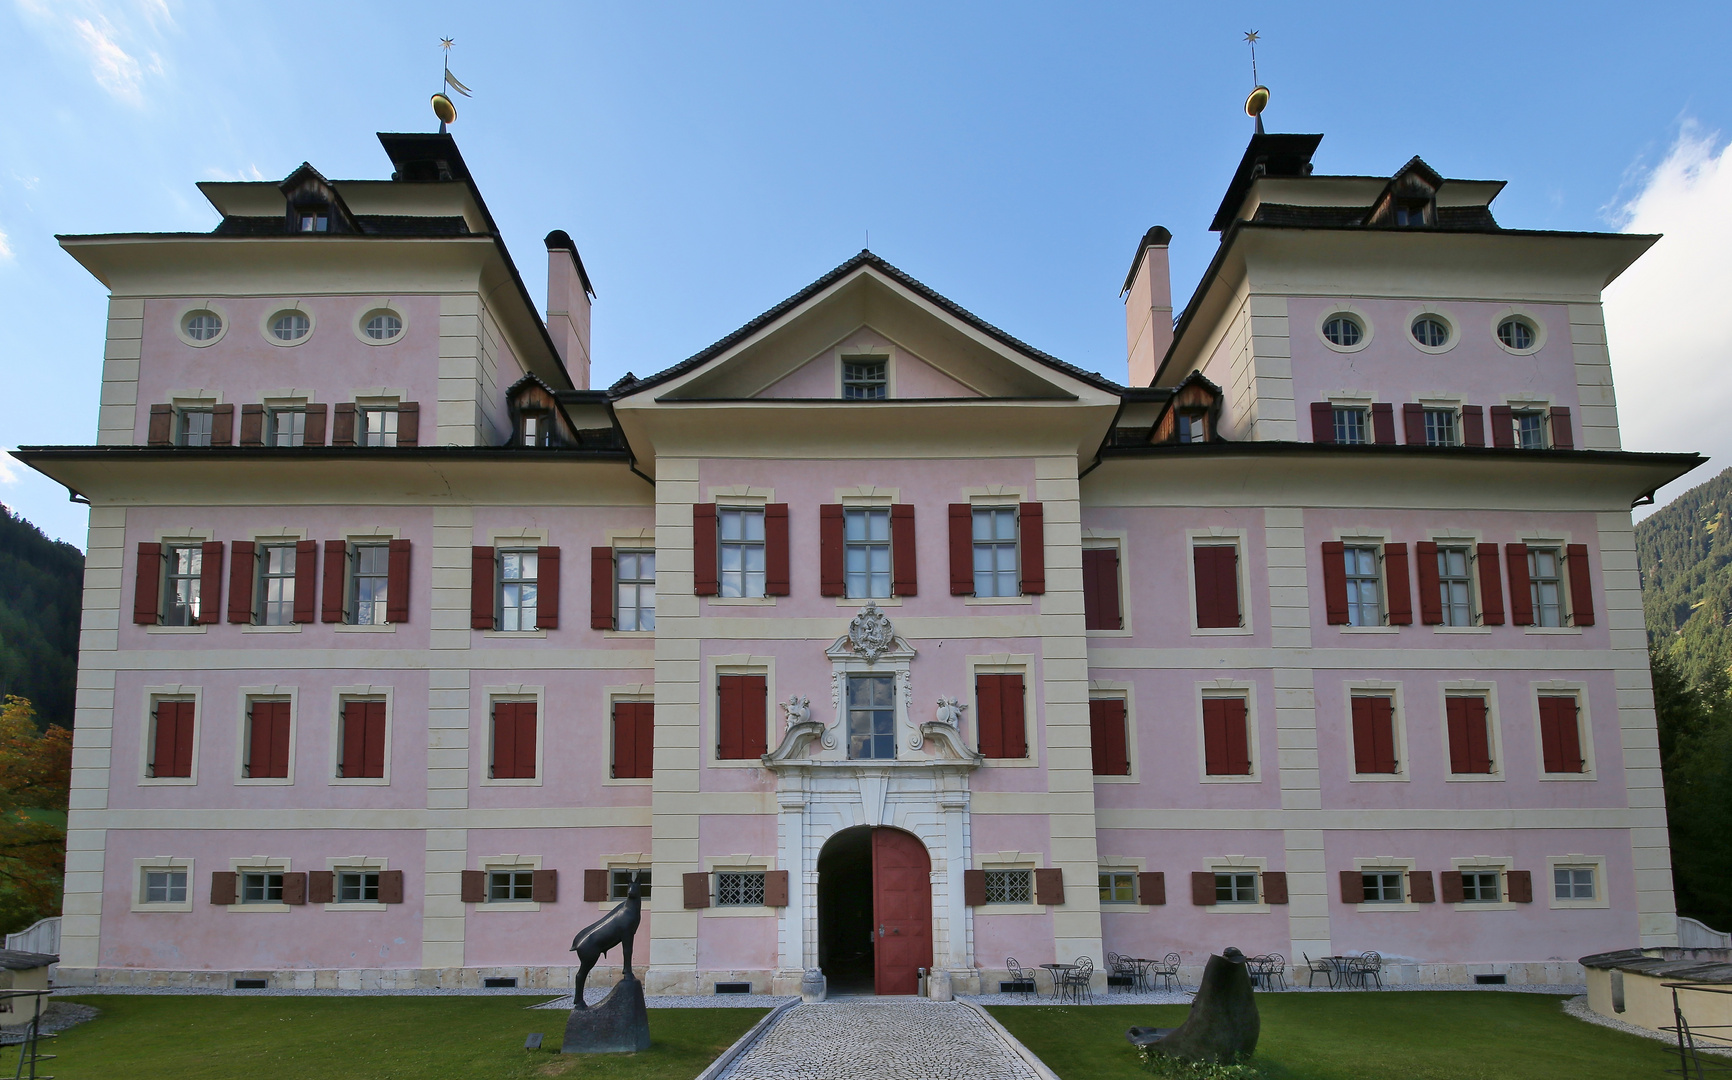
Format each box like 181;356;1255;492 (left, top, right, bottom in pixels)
496;548;540;633
262;307;315;347
718;506;767;599
346;540;392;627
328;685;394;786
1082;531;1133;637
1434;541;1477;628
843;506;893;600
1491;308;1547;356
352;304;408;346
1407;308;1458;354
615;548;656;632
1332;404;1372;445
160;540;205;627
140;686;202;786
1545;855;1609;910
254;541;299;626
1351;857;1419;912
1088;680;1138;784
706;655;776;769
481;685;545;787
174;303;229;347
602;684;655;787
227;856;292;913
357;404;399;448
132;857;194;913
1342;541;1385;629
701;855;776;918
1315;304;1373;354
235;686;298;787
476;855;542;913
1185;527;1252;637
1345;681;1408;782
974;852;1044;916
1439;683;1505;783
967;655;1037;769
1094;857;1152;911
1531;683;1595;780
1449;856;1515;912
325;855;390;912
971;506;1021;599
839;354;891;400
1195;681;1260;785
1203;856;1270;914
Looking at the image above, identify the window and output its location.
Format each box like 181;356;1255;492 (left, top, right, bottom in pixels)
297;209;329;232
1393;200;1430;227
1343;545;1383;626
1538;695;1586;774
972;508;1019;597
1527;547;1564;627
270;312;310;341
338;870;380;903
240;871;284;904
844;508;892;598
1460;871;1501;903
1445;696;1494;774
359;408;398;448
1361;871;1405;903
1175;410;1208;443
983;869;1033;904
1089;698;1130;775
1436;546;1474;626
1350;695;1398;774
162;543;203;626
716;870;766;907
337;699;386;779
616;550;655;631
1424;408;1458;447
257;544;297;625
1214;872;1258;904
842;358;888;400
716;674;768;760
1192;543;1241;629
1498;317;1536;351
363;311;402;341
266;407;306;447
1322;315;1363;347
498;550;538;631
178;407;214;447
611;701;654;779
1514;409;1547;450
244;699;290;779
610;869;651;899
1411;317;1450;348
144;868;187;904
1099;871;1136;904
183;310;222;341
845;674;896;760
975;672;1027;759
147;699;195;778
1553;867;1595;901
490;701;538;780
521;411;550;447
1333;406;1369;445
1201;696;1251;776
718;508;766;598
350;543;390;625
489;869;535;902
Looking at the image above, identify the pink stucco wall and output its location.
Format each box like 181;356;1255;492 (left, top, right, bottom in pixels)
759;329;980;399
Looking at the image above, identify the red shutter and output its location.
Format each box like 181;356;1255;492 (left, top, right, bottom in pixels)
634;703;655;779
379;869;405;904
1408;871;1436;903
976;674;1004;758
1350;696;1396;773
1507;870;1534;903
964;869;987;906
342;700;387;779
1461;405;1486;447
308;871;334;904
211;404;235;446
227;541;255;623
683;872;711;909
1447;696;1492;774
493;702;537;779
1476;543;1505;625
591;547;615;630
1402;403;1426;445
948;504;974;594
304;403;327;446
1549;407;1574;450
1310;402;1335;444
386;539;411;623
152;700;194;778
531;869;558;903
1019;503;1045;594
819;504;845;596
1566;544;1595;626
1539;696;1583;773
536;546;561;629
890;503;917;596
1138;872;1166;905
396;402;419;446
977;673;1026;759
1082;548;1122;630
1340;870;1365;903
322;540;347;623
1034;868;1065;906
211;871;238;906
765;504;790;596
1193;545;1240;629
471;547;496;630
613;702;654;779
364;700;386;777
1384;542;1412;625
148;404;174;446
293;541;318;623
332;403;357;446
1371;403;1395;444
764;870;790;907
584;868;609;902
460;870;486;903
134;542;162;624
1089;698;1129;776
1191;872;1215;906
1262;872;1289;904
692;504;718;596
248;701;290;779
282;872;307;905
717;675;766;759
1505;544;1533;626
1321;541;1349;624
1489;405;1514;448
240;404;265;446
1203;697;1250;775
1416;541;1442;624
198;541;224;624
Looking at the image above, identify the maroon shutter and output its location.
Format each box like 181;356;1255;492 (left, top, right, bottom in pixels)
692;504;718;596
304;403;327;445
1371;403;1395;444
133;542;162;624
964;869;987;906
1416;541;1443;624
379;869;405;904
1408;871;1436;903
764;870;790;907
1191;872;1215;906
471;547;496;630
718;675;766;759
386;539;411;623
282;872;307;905
1507;870;1534;903
227;541;255;623
536;546;560;628
1446;697;1472;774
1384;542;1412;625
591;547;615;630
584;868;609;902
248;701;290;779
1138;872;1166;905
765;504;790;596
340;701;364;777
1566;544;1595;626
1001;674;1028;758
948;504;974;594
1262;872;1289;905
1476;543;1505;625
1310;402;1335;444
718;677;743;759
396;402;419;447
1193;545;1240;628
1089;698;1129;776
1402;403;1426;445
1340;870;1365;903
148;404;174;446
240;404;265;447
1019;503;1045;594
1082;548;1122;630
332;403;357;446
364;700;387;778
634;703;654;779
683;872;711;909
1548;407;1574;450
1370;697;1396;772
210;404;234;446
198;541;224;624
292;541;318;623
819;504;845;596
211;871;238;906
1489;405;1514;448
890;503;917;596
266;701;291;778
1203;697;1249;775
1461;405;1486;447
1034;868;1065;906
1539;696;1583;773
1351;697;1376;773
613;702;653;779
1505;544;1533;626
460;870;486;903
308;871;334;904
1321;541;1349;624
152;700;192;777
976;674;1004;758
531;869;558;903
322;540;347;623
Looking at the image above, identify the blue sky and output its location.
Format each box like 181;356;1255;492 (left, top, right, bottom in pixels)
5;1;1730;548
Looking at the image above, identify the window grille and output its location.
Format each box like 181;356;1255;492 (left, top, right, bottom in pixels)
1343;545;1383;626
844;508;892;598
846;674;896;760
178;408;214;447
338;871;380;903
266;407;306;447
1528;547;1564;626
716;871;766;907
1411;317;1449;346
616;550;656;631
983;869;1033;904
1514;410;1547;449
1437;546;1474;626
144;869;187;904
842;359;887;400
257;543;297;625
1333;407;1368;445
1553;868;1595;901
163;543;202;626
350;543;390;625
488;869;535;902
1214;872;1259;904
240;871;284;904
1099;871;1136;904
1424;408;1457;446
972;508;1019;597
610;869;651;899
359;408;398;447
1322;316;1362;347
499;550;538;631
1361;871;1405;903
364;312;402;340
719;509;766;597
1461;871;1501;903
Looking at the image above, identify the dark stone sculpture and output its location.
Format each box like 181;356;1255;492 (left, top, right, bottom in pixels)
562;871;651;1054
1127;947;1260;1065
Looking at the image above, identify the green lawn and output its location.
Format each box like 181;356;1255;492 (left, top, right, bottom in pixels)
987;994;1672;1080
49;996;767;1080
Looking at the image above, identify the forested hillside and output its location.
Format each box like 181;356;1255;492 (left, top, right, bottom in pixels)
1638;467;1732;685
0;506;82;730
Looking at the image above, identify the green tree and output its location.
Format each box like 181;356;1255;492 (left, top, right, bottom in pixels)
0;696;71;935
1651;650;1732;931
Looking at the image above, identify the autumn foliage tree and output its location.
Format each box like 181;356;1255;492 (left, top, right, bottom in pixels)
0;696;72;934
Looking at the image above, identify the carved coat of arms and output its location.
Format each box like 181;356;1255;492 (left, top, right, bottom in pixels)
848;602;895;663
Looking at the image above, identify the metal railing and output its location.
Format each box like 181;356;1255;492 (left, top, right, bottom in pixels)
0;989;55;1080
1663;982;1732;1079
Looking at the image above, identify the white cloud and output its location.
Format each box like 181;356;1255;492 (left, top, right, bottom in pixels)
0;226;12;260
1603;124;1732;516
71;15;144;103
13;0;173;106
0;451;19;485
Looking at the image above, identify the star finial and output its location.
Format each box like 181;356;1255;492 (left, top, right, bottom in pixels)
1243;30;1259;44
440;37;455;52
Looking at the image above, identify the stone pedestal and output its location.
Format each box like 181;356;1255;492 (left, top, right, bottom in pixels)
928;968;952;1001
562;975;651;1054
800;969;827;1003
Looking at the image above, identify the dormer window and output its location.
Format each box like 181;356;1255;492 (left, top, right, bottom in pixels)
1393;199;1431;227
1176;410;1209;444
842;358;888;400
522;411;551;447
297;208;329;233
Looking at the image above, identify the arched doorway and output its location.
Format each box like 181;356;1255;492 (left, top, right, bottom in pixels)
817;826;933;995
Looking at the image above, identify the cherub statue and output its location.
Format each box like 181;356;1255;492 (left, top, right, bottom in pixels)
936;697;967;727
782;695;811;725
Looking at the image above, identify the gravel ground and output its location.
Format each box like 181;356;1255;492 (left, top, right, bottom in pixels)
967;982;1585;1005
533;990;796;1010
1562;994;1732;1057
55;985;569;998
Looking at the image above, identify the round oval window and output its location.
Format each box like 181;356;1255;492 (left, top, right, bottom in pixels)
1411;317;1450;348
271;312;310;341
1322;315;1363;347
364;311;403;341
184;310;223;341
1497;317;1535;350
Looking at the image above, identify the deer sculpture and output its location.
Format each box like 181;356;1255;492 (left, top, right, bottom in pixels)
569;870;643;1008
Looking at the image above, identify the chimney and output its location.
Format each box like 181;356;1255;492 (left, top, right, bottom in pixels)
544;230;594;390
1122;226;1173;388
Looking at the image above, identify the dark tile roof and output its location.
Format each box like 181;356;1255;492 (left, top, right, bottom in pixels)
1580;948;1732;984
1248;204;1500;230
210;215;471;237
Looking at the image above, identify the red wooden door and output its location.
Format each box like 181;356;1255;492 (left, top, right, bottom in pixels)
872;828;933;995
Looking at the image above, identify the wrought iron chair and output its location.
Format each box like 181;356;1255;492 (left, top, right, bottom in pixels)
1249;953;1287;991
1105;951;1138;994
1149;952;1182;992
1003;957;1037;999
1303;952;1338;988
1060;955;1095;1004
1348;951;1382;989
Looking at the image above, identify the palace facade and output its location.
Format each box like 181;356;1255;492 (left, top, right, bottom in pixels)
19;129;1701;993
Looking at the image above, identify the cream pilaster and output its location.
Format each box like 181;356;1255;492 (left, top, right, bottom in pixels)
97;298;143;446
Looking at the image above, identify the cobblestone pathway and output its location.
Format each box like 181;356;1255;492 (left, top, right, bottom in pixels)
719;999;1041;1080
